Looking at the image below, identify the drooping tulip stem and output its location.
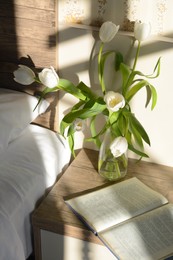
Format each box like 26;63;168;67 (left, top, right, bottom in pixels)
123;40;141;96
98;42;106;95
132;40;141;72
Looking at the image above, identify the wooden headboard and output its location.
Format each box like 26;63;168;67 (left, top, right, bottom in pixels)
0;0;58;131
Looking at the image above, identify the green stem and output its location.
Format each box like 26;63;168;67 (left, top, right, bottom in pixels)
98;42;106;95
33;87;49;111
123;40;141;97
132;41;141;72
115;159;121;177
90;116;101;148
121;153;128;168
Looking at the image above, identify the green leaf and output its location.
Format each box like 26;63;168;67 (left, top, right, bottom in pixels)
83;99;95;109
129;57;161;82
77;81;97;100
60;100;85;136
109;111;119;125
67;123;75;137
78;98;106;119
130;122;144;149
60;119;69;137
126;80;157;110
60;98;106;136
115;52;123;71
58;79;86;101
128;113;150;145
85;121;108;143
87;116;101;147
68;134;75;158
33;86;56;111
148;83;157;110
117;113;128;137
128;143;149;158
145;57;161;79
111;122;122;137
120;63;131;96
90;116;101;147
144;83;157;110
145;85;152;108
126;80;148;101
121;57;160;98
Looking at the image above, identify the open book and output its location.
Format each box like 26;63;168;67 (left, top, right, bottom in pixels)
64;177;173;260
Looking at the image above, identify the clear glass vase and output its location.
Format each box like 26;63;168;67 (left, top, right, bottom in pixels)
98;129;128;181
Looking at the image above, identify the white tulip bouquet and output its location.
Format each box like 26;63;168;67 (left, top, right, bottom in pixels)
14;20;160;161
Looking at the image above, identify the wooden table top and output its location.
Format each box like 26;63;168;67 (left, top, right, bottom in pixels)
32;148;173;245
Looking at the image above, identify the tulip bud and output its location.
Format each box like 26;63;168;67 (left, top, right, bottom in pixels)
74;119;85;131
134;20;151;41
110;136;128;158
104;91;125;112
99;21;119;43
38;66;59;89
13;65;35;85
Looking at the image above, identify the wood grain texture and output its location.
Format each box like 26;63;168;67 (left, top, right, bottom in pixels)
0;0;58;131
32;148;173;259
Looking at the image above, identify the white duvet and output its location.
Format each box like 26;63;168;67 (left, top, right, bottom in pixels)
0;124;71;260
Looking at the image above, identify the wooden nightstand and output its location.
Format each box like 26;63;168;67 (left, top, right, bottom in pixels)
32;148;173;260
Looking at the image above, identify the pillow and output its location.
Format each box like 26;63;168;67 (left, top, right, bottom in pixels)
0;88;49;151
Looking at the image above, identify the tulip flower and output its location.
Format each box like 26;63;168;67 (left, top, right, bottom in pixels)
13;65;35;85
110;136;128;158
98;22;119;94
38;66;59;89
132;21;151;72
104;91;125;112
99;21;119;43
134;20;151;42
74;119;85;131
13;18;160;160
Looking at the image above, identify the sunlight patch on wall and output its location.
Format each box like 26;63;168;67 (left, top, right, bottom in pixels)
58;0;173;37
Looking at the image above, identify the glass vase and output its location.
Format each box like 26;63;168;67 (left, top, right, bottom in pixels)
98;129;128;181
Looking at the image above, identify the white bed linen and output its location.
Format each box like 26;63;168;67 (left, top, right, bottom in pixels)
0;124;71;260
0;88;49;152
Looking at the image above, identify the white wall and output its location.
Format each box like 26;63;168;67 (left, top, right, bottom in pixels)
129;41;173;166
57;1;173;167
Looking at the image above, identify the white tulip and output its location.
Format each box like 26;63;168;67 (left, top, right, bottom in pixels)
74;119;85;131
99;21;119;43
13;65;35;85
134;20;151;41
110;136;128;158
38;66;59;88
104;91;125;112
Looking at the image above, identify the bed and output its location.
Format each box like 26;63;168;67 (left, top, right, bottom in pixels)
0;1;71;259
0;88;71;260
0;103;71;259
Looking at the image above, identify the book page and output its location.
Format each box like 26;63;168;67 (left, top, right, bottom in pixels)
99;204;173;260
65;177;168;233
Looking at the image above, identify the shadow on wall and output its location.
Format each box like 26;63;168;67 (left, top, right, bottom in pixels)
0;0;57;92
0;1;18;88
